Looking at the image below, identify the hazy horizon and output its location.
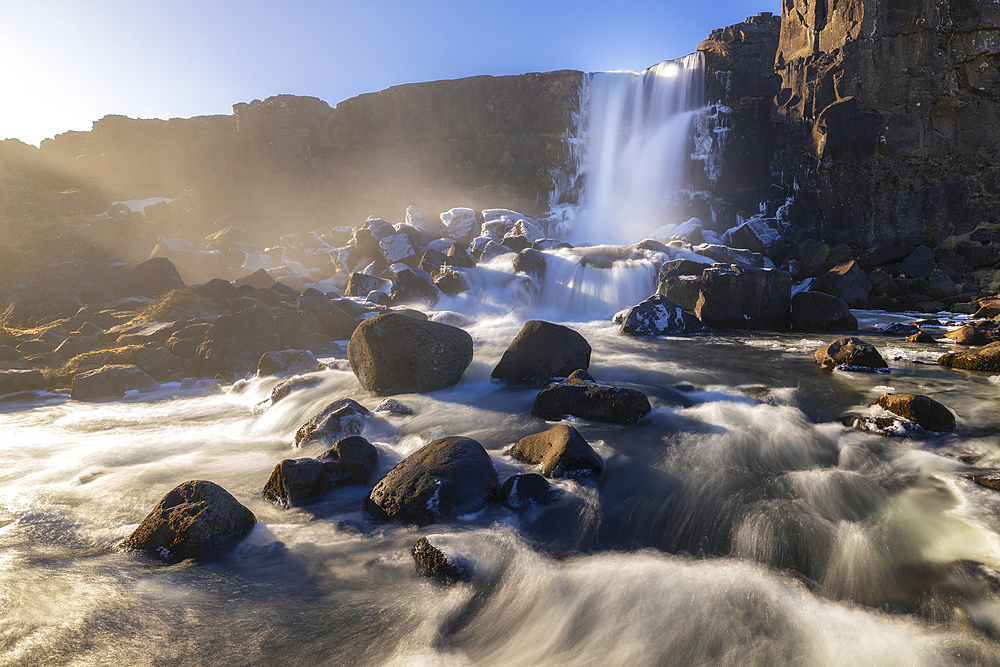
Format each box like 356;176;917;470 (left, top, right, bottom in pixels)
2;0;777;146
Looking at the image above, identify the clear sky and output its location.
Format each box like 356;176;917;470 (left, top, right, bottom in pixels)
1;0;779;146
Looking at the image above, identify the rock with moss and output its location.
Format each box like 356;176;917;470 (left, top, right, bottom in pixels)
412;536;473;584
870;393;955;433
939;342;1000;372
510;424;604;479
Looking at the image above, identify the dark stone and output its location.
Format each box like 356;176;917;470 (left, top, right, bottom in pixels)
694;265;791;330
365;436;498;525
868;270;902;298
791;292;857;332
871;393;955;433
810;260;872;307
443;242;476;269
132;258;184;297
510;424;604;479
374;398;414;415
512;248;546;279
658;259;707;279
491;321;591;386
0;369;47;396
275;309;323;349
262;436;379;507
960;244;1000;268
907;331;937;344
418;249;447;274
434;269;470;296
532;369;651;424
927;270;960;300
390;268;441;307
71;364;158;400
617;295;704;335
900;246;937;279
813;337;888;372
197;303;281;374
256;350;317;376
941;322;1000;346
344;273;392;298
412;536;473;584
121;480;255;563
502;234;531;253
347;313;473;395
939;343;1000;372
869;237;925;267
234;269;275;290
780;241;830;279
880;323;921;337
297;295;357;340
294;398;372;446
695;244;767;269
500;473;559;510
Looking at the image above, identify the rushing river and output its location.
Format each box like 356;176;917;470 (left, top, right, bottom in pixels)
4;252;1000;666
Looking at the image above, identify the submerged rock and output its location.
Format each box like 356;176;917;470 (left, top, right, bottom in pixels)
532;370;651;424
122;480;256;563
871;393;955;433
938;342;1000;372
492;320;591;386
412;536;473;584
616;294;703;336
510;424;604;479
791;292;857;332
348;313;473;395
365;436;498;525
71;364;159;400
500;473;559;510
813;337;888;372
294;398;372;447
262;436;379;507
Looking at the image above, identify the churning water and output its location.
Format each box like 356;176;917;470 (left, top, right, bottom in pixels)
5;271;1000;665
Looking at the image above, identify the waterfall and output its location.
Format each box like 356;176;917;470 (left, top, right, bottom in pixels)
561;52;706;245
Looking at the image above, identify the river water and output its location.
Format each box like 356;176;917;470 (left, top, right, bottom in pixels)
4;251;1000;666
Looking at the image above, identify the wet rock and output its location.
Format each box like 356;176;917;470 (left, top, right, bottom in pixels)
412;536;473;584
197;303;281;374
0;369;46;396
941;323;1000;346
257;350;317;377
344;272;392;298
234;268;276;290
443;242;476;269
194;279;240;304
418;249;447;274
871;393;955;433
973;299;1000;319
390;268;441;307
694;265;791;330
809;260;872;307
907;331;937;344
502;234;531;253
723;219;778;254
253;375;323;414
374;398;414;415
433;268;470;296
274;309;322;349
262;436;379;507
71;364;159;400
813;337;888;372
791;292;857;332
122;480;256;563
132;257;184;297
616;294;704;336
657;274;703;311
365;436;498;525
297;295;357;340
939;342;1000;372
500;473;559;510
510;424;604;479
695;244;767;269
658;259;709;278
406;206;446;236
429;311;474;328
532;369;651;424
348;313;473;395
512;248;546;279
294;398;372;447
491;320;591;386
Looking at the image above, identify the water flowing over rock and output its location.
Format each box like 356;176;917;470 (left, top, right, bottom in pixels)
491;321;591;386
871;393;956;433
412;536;473;584
365;437;498;525
532;370;651;424
348;313;473;395
510;424;604;479
294;398;372;447
814;337;888;372
122;480;256;563
500;473;559;511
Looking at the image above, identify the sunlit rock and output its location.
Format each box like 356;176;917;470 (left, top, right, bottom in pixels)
70;364;158;400
510;424;604;479
813;337;888;372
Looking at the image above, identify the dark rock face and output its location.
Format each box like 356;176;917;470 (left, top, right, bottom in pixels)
512;248;547;279
297;296;357;340
132;258;184;297
814;337;888;372
491;321;591;386
791;291;858;332
532;370;651;424
122;480;256;563
500;473;559;510
694;266;792;330
197;303;281;374
71;364;159;400
262;436;379;507
390;268;441;307
939;342;1000;372
871;393;955;433
617;295;703;336
294;398;372;446
348;313;473;395
510;424;604;479
412;536;473;584
344;273;392;298
365;437;498;525
433;268;470;296
809;260;872;307
257;350;317;376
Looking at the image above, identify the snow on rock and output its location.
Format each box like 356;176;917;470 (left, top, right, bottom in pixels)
440;208;478;240
649;218;703;245
379;233;416;263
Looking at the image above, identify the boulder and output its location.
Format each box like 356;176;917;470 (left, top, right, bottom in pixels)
941;322;1000;346
532;370;651;424
443;243;476;269
694;265;791;330
374;397;414;415
927;270;960;300
257;350;317;376
440;208;478;242
491;321;591;386
869;236;924;266
133;257;184;297
348;313;473;395
274;309;323;349
871;393;955;433
616;295;704;335
197;303;281;373
658;259;708;279
502;234;531;253
0;346;21;362
657;274;703;311
365;436;498;525
512;248;546;279
790;292;857;332
297;296;357;340
379;233;416;265
900;246;936;279
434;269;470;296
412;536;473;584
500;473;559;510
868;270;902;298
880;323;921;337
973;299;1000;319
939;342;1000;372
780;240;830;279
0;369;46;396
809;260;872;307
234;268;276;290
907;331;937;344
390;268;441;307
294;398;372;446
813;337;888;372
406;206;446;236
71;364;159;400
723;219;778;254
418;249;447;274
121;480;255;563
695;244;767;269
344;273;392;298
510;424;604;479
262;436;379;507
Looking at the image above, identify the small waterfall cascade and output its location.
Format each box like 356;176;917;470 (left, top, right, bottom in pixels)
551;52;706;244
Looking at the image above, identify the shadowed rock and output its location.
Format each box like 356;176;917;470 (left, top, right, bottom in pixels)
500;473;559;510
939;342;1000;372
294;398;372;446
412;536;473;584
492;321;591;386
532;370;651;424
262;436;379;506
71;364;158;400
791;292;857;332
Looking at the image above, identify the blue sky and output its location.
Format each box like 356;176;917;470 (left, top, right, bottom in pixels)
1;0;778;145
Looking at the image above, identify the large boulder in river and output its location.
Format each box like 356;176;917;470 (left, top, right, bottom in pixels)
197;303;281;373
122;480;256;563
71;364;159;400
491;321;591;386
132;257;184;297
938;342;1000;372
616;294;703;336
694;265;791;330
262;436;379;507
0;369;46;396
348;313;473;395
510;424;604;479
532;370;651;424
940;322;1000;346
791;292;857;332
813;337;888;372
871;393;955;433
809;260;872;307
365;436;498;525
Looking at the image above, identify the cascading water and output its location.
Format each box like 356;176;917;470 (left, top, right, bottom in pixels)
566;52;706;245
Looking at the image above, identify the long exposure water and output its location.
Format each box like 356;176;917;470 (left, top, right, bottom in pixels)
4;251;1000;666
